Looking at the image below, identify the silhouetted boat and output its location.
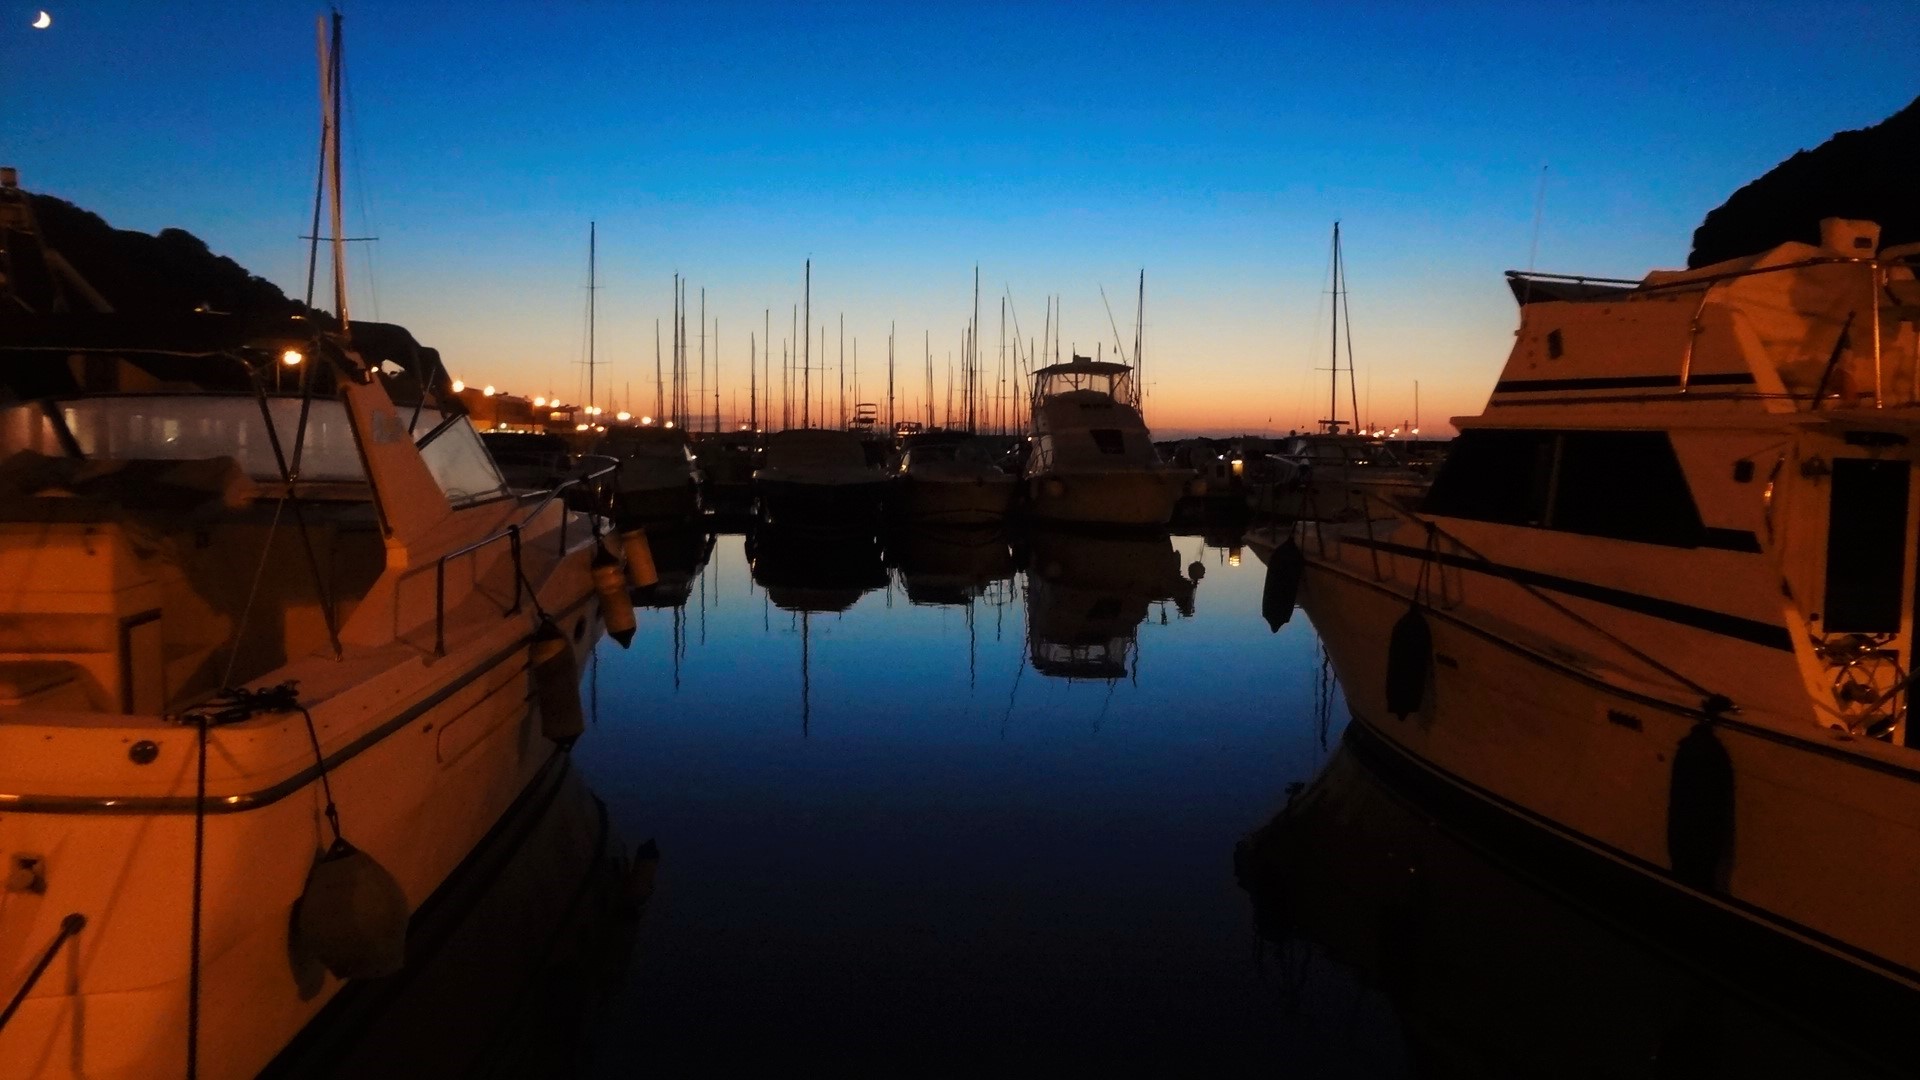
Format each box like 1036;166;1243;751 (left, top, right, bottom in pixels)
752;428;889;535
1024;358;1189;527
599;425;703;525
891;433;1017;526
1299;218;1920;998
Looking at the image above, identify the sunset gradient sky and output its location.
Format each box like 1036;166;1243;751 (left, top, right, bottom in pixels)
5;2;1917;435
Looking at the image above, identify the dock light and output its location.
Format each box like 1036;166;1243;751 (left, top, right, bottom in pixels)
482;385;496;397
280;349;304;367
575;423;590;431
1411;427;1420;436
1228;551;1242;567
534;396;547;407
1231;458;1244;477
640;415;654;426
451;380;465;393
616;411;632;422
664;420;675;429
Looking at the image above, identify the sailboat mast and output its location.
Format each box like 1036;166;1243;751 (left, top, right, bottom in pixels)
587;222;596;416
803;260;811;429
654;319;663;423
1135;270;1145;413
1329;223;1340;433
887;322;895;436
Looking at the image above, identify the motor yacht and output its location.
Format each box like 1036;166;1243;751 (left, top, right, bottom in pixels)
1023;358;1189;527
1296;218;1920;996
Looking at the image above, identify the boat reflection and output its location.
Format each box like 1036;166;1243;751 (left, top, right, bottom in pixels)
265;760;648;1078
631;520;716;609
1235;741;1900;1078
1024;531;1194;681
746;528;889;614
890;526;1015;608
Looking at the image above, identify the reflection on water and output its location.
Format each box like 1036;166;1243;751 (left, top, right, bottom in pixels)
267;760;646;1079
1235;741;1899;1078
295;522;1892;1073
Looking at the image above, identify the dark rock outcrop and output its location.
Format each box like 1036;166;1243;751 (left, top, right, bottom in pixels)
26;193;301;315
1688;95;1919;267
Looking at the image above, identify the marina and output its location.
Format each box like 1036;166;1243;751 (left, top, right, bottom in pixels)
3;4;1919;1077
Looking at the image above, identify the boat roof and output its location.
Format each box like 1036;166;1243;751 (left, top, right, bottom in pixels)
1033;360;1133;377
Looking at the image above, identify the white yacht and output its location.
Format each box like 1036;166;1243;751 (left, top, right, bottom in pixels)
1024;358;1189;527
1297;218;1920;995
598;425;703;525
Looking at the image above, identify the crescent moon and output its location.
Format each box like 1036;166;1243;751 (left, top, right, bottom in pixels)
32;10;51;29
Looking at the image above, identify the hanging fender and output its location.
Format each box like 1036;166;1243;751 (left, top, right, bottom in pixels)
1262;539;1305;633
293;837;409;981
1384;605;1432;720
1667;721;1736;892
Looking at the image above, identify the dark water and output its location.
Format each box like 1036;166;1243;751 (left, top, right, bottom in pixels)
317;524;1899;1076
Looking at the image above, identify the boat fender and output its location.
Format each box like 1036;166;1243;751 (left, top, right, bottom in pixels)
1384;605;1431;719
592;546;637;648
1667;721;1735;892
531;618;586;745
293;837;409;980
620;529;660;588
1188;561;1206;582
1262;539;1305;632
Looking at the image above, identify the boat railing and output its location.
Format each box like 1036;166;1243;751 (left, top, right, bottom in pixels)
429;460;617;656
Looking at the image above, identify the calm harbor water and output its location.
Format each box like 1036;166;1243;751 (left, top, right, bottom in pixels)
337;525;1897;1076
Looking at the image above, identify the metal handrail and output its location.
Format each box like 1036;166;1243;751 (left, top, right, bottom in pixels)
429;461;617;656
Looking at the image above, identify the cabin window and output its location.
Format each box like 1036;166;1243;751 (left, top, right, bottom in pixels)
1824;458;1909;633
1421;430;1555;526
1423;429;1706;547
47;395;367;484
1090;429;1127;455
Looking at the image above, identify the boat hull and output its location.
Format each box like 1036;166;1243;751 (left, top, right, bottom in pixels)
1025;469;1184;527
893;474;1017;526
1301;553;1920;993
0;603;605;1080
754;478;889;535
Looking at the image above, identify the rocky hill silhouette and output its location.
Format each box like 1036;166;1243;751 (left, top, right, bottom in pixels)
26;192;302;315
1689;95;1919;267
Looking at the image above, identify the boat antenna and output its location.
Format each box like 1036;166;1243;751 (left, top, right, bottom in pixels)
1099;284;1127;367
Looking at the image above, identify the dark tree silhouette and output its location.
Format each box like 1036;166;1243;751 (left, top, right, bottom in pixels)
1688;95;1919;267
27;193;303;315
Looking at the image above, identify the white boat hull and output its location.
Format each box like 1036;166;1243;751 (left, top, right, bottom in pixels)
1301;554;1920;992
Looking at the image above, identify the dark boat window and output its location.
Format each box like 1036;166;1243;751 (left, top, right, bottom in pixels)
1424;429;1706;547
1090;429;1126;455
1552;432;1703;546
1825;458;1909;633
1421;430;1555;526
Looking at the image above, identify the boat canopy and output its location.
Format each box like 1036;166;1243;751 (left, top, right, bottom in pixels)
763;428;869;469
0;311;458;406
1031;360;1136;407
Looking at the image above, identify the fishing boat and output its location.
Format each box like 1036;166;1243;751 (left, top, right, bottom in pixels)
1295;218;1920;998
1023;357;1190;527
751;428;889;535
890;433;1018;526
598;425;703;525
0;22;629;1079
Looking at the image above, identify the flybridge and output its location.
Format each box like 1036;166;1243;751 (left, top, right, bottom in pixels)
1493;218;1920;412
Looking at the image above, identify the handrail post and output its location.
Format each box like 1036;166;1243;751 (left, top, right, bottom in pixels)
434;559;447;656
509;524;523;614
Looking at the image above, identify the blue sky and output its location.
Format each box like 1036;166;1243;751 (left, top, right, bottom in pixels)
5;2;1916;432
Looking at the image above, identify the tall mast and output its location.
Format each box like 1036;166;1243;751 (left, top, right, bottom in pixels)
749;333;756;431
654;317;664;422
803;260;811;428
323;13;349;331
838;313;845;427
887;322;895;435
1341;225;1360;432
1328;223;1340;433
698;289;706;433
1135;270;1145;413
971;265;980;434
587;222;596;416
